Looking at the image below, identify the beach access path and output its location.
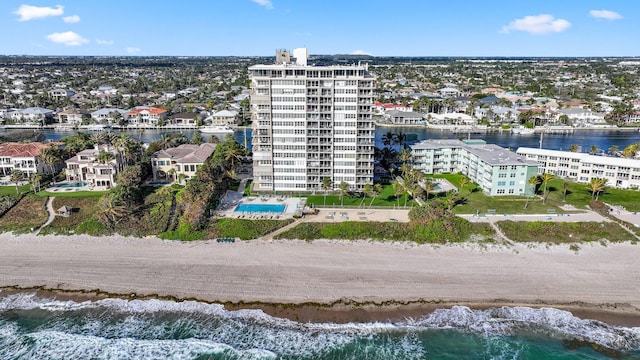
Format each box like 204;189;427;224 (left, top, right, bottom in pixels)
1;233;639;310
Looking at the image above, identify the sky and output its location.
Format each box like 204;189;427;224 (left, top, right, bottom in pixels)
0;0;637;57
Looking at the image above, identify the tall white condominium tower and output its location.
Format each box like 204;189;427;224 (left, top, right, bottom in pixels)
249;48;375;192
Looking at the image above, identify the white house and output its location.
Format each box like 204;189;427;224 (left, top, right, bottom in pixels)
127;107;168;126
0;142;58;176
91;108;129;124
65;145;122;189
207;110;238;125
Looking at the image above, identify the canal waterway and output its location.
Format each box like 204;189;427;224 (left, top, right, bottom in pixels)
37;127;640;152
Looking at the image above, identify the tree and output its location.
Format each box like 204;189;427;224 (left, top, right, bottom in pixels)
96;194;129;227
338;181;350;206
558;114;569;125
321;177;332;206
399;148;412;163
524;176;541;209
361;184;374;207
178;173;186;185
423;179;436;203
567;144;580;152
381;131;395;147
392;180;404;207
538;173;555;204
588;177;607;200
39;146;61;176
10;169;23;194
608;145;619;155
97;150;115;164
368;183;383;207
589;145;600;155
29;173;42;193
458;177;469;196
191;131;204;145
622;143;639;158
562;181;570;202
224;147;244;170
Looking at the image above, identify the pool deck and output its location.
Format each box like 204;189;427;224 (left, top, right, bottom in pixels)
216;191;304;219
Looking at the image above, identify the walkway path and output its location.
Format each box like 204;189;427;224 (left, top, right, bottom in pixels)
34;197;55;235
260;217;305;241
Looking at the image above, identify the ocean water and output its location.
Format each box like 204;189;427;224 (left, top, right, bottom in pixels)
0;292;639;359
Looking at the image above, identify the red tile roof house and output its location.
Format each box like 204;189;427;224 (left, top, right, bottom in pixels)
0;142;59;177
127;107;168;127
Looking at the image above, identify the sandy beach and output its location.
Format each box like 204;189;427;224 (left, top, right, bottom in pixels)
1;233;639;324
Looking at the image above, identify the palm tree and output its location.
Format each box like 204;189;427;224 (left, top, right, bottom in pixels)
96;195;129;226
567;144;580;152
167;168;176;182
178;173;186;185
588;177;607;201
361;184;374;207
321;177;332;206
39;146;61;176
29;173;42;193
523;175;541;209
399;148;412;163
538;173;555;204
399;163;412;178
608;145;619;156
368;183;383;207
381;131;395;147
224;147;244;170
97;150;115;164
10;169;23;194
392;180;404;207
589;145;600;155
562;181;570;202
338;181;350;206
444;190;458;211
423;179;436;202
458;177;469;196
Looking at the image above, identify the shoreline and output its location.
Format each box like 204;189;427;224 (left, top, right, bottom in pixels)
1;233;640;327
3;286;640;327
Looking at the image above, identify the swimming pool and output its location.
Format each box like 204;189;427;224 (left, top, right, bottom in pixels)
235;203;286;213
58;182;87;188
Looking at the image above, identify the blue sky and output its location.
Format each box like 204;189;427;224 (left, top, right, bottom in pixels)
0;0;637;56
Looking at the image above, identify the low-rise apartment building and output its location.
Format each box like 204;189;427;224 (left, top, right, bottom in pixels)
516;147;640;189
65;145;121;189
150;143;217;183
410;139;539;196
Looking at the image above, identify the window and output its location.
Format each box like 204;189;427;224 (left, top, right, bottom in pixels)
509;181;515;186
497;189;506;194
497;181;506;186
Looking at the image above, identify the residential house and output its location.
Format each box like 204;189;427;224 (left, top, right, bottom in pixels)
385;110;424;125
207;109;238;125
47;89;75;100
410;139;539;196
169;112;198;127
65;145;121;188
0;142;60;177
91;108;129;125
7;107;55;125
150;143;217;183
127;107;168;126
517;147;640;189
438;87;460;98
556;108;606;125
57;109;90;125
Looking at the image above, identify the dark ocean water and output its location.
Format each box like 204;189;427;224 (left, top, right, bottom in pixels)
1;292;639;359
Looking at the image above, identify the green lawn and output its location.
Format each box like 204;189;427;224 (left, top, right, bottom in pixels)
429;173;640;214
306;184;418;207
35;190;108;198
0;185;31;195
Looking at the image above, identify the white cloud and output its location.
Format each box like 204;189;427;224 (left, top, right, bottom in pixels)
63;15;80;23
127;47;141;54
46;31;88;46
96;39;114;45
251;0;273;9
14;4;64;21
351;49;373;56
501;14;571;35
590;9;622;20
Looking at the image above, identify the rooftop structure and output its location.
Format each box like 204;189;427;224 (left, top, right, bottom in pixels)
150;143;217;183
